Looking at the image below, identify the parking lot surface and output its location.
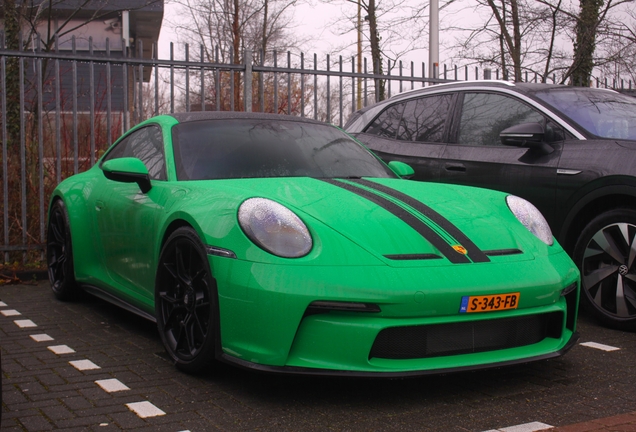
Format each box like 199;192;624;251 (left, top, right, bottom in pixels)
1;281;635;431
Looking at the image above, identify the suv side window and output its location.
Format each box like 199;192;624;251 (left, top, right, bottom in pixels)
102;125;166;180
364;103;405;138
396;94;453;143
458;92;544;146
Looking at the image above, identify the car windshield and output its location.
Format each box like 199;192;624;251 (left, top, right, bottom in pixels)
533;88;636;140
172;118;396;180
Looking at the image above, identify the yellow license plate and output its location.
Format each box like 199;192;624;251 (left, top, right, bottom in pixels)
459;293;520;313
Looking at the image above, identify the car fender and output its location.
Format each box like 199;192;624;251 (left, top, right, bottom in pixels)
49;175;105;284
559;176;636;248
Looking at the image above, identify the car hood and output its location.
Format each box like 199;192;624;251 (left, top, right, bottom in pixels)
185;177;548;266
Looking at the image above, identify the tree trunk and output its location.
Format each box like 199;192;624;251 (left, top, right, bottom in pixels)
3;0;21;150
258;0;269;111
366;0;385;101
486;0;522;81
509;0;522;81
3;0;24;261
499;0;508;81
232;0;241;109
570;0;602;86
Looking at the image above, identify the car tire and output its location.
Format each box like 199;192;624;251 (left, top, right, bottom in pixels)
46;199;79;300
573;208;636;330
155;226;218;373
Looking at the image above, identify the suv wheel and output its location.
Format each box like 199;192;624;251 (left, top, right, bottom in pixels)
573;208;636;330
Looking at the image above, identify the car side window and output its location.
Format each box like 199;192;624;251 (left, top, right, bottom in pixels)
364;103;405;138
102;125;166;180
458;92;544;146
396;94;453;142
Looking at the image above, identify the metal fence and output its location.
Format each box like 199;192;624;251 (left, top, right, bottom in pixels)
0;35;635;265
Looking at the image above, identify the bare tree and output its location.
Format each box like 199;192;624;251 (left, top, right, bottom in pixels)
168;0;302;108
596;6;636;84
447;0;635;85
448;0;573;82
565;0;635;85
322;0;433;101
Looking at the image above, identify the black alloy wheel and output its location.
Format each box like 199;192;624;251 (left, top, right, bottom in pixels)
46;200;78;300
574;208;636;330
155;227;217;373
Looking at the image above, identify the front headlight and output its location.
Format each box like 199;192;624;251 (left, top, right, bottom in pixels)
238;198;312;258
506;195;553;246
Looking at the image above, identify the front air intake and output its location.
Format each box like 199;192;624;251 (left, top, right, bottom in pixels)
370;312;563;360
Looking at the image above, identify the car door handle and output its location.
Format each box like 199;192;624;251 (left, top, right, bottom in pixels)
95;200;105;211
557;169;582;176
445;163;466;172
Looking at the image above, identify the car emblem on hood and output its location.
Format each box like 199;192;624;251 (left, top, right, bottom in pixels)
452;245;468;255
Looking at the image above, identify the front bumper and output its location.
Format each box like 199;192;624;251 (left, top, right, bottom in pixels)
221;331;580;377
211;249;579;374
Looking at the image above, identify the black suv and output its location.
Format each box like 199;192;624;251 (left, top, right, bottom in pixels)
346;81;636;329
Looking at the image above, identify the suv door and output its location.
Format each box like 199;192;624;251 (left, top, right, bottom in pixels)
438;91;566;227
350;93;454;181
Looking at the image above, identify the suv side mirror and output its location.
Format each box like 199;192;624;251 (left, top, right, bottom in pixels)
500;122;553;155
500;122;544;146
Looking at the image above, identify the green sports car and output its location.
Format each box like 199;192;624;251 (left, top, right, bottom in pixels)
47;112;580;376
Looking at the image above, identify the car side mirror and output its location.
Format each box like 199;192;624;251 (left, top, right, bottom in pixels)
388;161;415;179
500;122;553;155
102;157;152;193
500;122;544;146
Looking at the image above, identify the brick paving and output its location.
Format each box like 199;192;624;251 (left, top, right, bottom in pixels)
1;280;635;431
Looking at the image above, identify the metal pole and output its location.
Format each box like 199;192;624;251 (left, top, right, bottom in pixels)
244;50;252;112
357;0;362;109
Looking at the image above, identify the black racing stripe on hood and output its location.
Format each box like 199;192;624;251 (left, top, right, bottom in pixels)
352;179;491;263
322;179;471;264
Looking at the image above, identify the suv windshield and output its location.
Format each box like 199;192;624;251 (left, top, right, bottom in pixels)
534;88;636;140
172;118;396;180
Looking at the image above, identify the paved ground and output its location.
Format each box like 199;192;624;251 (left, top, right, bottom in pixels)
0;280;635;431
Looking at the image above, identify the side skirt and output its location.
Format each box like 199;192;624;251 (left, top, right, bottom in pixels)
80;284;157;323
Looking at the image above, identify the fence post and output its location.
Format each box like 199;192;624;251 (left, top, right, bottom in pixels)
244;50;252;113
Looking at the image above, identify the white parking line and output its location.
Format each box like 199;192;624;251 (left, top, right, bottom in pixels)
2;309;21;316
126;401;166;418
30;334;54;342
3;299;172;425
95;379;130;393
69;359;101;371
14;319;37;328
48;345;76;355
483;421;553;432
580;341;620;351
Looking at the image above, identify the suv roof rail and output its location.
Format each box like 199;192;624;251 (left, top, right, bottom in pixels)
390;80;516;99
